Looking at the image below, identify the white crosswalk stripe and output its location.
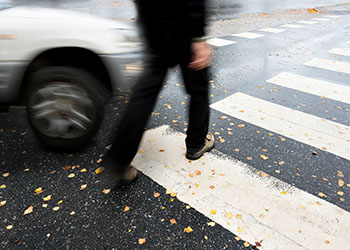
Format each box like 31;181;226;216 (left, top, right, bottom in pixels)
133;125;350;250
211;92;350;160
325;15;340;19
328;47;350;57
280;24;304;28
312;18;330;21
259;28;285;33
206;38;236;47
230;32;265;39
266;72;350;104
297;20;318;24
304;58;350;74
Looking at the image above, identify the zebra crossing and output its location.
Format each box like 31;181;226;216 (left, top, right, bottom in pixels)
131;15;350;248
206;16;339;47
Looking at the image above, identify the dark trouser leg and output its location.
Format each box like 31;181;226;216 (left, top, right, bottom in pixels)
180;63;210;150
106;61;168;173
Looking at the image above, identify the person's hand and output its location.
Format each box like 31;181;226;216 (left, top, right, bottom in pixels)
188;41;213;71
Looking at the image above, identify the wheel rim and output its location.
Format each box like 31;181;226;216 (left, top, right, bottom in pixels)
29;82;96;139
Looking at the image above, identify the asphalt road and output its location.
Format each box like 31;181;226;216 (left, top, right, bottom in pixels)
1;1;350;250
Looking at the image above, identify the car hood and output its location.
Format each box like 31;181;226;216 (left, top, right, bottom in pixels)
1;6;134;30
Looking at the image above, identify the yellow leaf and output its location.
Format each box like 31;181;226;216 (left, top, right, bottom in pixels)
43;195;52;201
243;242;250;247
280;191;287;195
219;138;225;143
80;168;87;173
67;173;75;178
260;155;269;160
237;227;244;232
80;184;87;191
6;225;13;230
24;206;34;215
246;156;252;161
319;192;326;197
234;236;241;241
0;200;6;207
184;226;193;233
237;124;246;128
225;212;233;219
338;179;344;187
188;173;194;178
207;221;216;227
42;204;48;208
300;205;307;210
170;219;176;224
2;173;9;178
165;189;172;195
210;210;216;215
70;211;76;215
337;171;344;177
186;205;191;209
95;167;104;174
35;187;43;195
307;8;321;13
153;192;160;198
53;206;60;211
124;206;130;212
138;238;146;245
278;161;285;166
337;191;344;196
102;189;111;194
0;184;6;189
236;214;242;219
57;200;63;204
97;158;102;163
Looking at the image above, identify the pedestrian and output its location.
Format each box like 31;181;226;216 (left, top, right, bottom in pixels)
103;0;214;184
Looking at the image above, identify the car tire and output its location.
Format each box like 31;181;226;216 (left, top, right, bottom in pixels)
26;66;108;151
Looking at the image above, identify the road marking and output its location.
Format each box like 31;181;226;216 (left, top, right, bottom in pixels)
280;24;304;28
266;72;350;104
259;28;285;33
346;41;350;44
133;125;350;250
230;32;265;39
206;38;236;47
328;47;350;57
304;58;350;74
312;18;330;21
325;15;340;18
297;20;317;24
210;92;350;160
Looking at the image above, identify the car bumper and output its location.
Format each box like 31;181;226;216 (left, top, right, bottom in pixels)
0;61;28;103
99;52;144;91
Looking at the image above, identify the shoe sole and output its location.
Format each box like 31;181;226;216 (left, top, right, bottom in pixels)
185;143;215;160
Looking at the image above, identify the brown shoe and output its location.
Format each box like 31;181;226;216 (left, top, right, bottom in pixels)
121;166;138;184
185;132;215;160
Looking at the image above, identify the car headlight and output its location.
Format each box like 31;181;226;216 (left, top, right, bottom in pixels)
106;29;141;44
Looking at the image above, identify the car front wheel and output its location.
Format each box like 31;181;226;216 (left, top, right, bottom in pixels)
26;66;107;151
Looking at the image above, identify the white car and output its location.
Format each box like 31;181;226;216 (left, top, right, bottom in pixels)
0;3;143;150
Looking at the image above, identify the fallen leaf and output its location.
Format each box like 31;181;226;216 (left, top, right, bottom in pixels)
243;242;250;247
209;185;215;189
236;214;242;219
219;138;225;143
153;192;160;198
259;214;265;219
67;173;75;178
80;184;87;191
0;200;6;207
63;166;71;171
6;225;13;230
124;206;130;212
319;192;326;198
337;171;344;177
237;124;246;128
316;201;322;206
2;173;9;178
260;155;269;160
53;206;60;211
97;158;102;163
57;200;63;204
70;211;76;215
24;206;34;215
207;221;216;227
102;189;111;194
184;226;193;233
312;151;318;155
234;236;241;241
43;195;52;201
170;219;176;224
188;173;194;178
186;205;191;209
210;210;216;215
95;167;104;174
159;149;165;152
0;184;6;189
237;227;244;232
204;235;208;240
35;187;43;195
325;240;330;244
42;204;48;208
337;191;344;196
138;238;146;245
278;161;284;166
300;205;307;210
308;8;321;13
225;212;233;219
338;179;344;187
246;156;252;161
80;168;87;173
280;191;287;195
195;170;201;176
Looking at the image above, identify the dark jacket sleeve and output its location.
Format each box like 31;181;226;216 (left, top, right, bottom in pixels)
185;0;207;38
